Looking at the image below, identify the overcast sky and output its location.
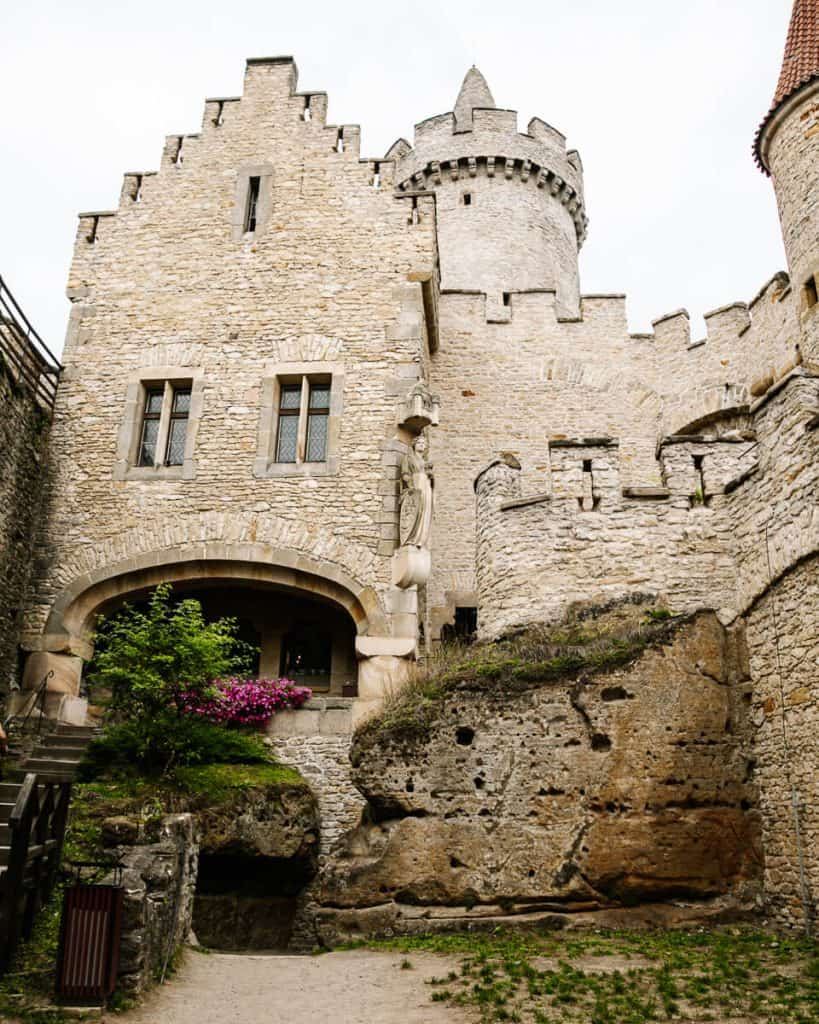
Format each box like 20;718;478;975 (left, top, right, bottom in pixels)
3;0;794;355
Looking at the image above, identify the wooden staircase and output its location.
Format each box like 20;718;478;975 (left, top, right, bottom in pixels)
0;722;97;971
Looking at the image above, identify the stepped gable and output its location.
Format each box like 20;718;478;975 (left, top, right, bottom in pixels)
453;66;496;129
755;0;819;171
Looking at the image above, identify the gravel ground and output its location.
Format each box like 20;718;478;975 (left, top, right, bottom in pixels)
112;949;475;1024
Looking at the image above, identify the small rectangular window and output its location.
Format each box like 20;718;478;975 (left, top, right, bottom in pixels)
136;381;192;469
306;381;330;462
137;388;164;466
274;376;331;465
463;192;472;206
245;176;261;233
165;386;192;466
805;275;818;310
275;384;302;463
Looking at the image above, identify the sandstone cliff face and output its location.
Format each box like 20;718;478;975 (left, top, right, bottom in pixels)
320;612;761;932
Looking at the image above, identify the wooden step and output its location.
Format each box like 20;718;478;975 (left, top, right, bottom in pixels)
55;725;98;737
41;735;89;749
29;746;85;762
12;769;74;784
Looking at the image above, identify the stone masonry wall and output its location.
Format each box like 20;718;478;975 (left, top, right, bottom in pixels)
23;57;437;651
474;372;819;929
475;373;819;640
103;813;199;995
268;705;366;950
745;555;819;932
0;364;50;691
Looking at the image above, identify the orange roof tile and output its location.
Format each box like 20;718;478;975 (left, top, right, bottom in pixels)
754;0;819;172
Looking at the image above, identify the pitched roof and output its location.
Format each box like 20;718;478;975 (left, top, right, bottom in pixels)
754;0;819;172
454;67;495;130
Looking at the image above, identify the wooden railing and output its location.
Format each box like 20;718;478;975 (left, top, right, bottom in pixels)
0;774;72;972
0;274;61;411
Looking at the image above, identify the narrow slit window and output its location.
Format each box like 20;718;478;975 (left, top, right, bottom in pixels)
463;192;472;206
805;275;818;310
245;176;261;233
303;97;312;121
503;292;511;307
137;388;164;466
306;380;330;462
275;384;302;463
164;386;191;466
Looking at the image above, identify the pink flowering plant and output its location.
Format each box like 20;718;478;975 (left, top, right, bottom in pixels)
178;677;312;727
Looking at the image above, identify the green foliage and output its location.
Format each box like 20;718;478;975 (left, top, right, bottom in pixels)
348;928;819;1023
89;583;253;716
78;716;269;779
86;583;258;774
66;762;310;863
353;598;685;755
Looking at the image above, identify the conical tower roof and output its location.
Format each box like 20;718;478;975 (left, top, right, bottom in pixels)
754;0;819;172
454;66;496;129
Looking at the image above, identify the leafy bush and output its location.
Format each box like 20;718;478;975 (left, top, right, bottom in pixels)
78;716;269;780
178;677;312;726
86;584;263;774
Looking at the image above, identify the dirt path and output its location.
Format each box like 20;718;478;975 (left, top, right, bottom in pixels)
113;949;474;1024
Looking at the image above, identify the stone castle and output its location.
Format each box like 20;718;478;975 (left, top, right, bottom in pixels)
4;0;819;939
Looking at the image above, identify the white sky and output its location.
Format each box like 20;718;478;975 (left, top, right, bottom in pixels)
3;0;793;355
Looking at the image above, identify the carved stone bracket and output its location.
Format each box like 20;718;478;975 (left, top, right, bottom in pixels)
397;380;440;434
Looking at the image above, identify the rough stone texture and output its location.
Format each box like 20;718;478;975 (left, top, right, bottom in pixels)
475;374;819;639
103;814;199;995
0;364;51;693
10;29;819;938
193;779;319;863
746;554;819;933
268;733;367;949
21;57;438;677
317;613;760;936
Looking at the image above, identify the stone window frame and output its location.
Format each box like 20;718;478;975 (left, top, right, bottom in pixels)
114;367;205;481
231;163;274;241
255;361;344;478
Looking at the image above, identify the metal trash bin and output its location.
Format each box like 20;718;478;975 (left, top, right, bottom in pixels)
56;880;123;1004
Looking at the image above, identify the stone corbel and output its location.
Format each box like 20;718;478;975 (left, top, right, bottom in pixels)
396;381;440;435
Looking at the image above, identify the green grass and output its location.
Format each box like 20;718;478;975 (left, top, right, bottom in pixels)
352;598;682;756
65;760;309;862
0;886;92;1024
345;928;819;1023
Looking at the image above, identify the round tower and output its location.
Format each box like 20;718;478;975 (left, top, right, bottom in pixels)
755;0;819;357
394;68;587;318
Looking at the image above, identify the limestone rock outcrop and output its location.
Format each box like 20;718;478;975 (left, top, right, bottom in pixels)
319;612;761;935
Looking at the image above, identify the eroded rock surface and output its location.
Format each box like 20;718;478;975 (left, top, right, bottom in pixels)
319;612;761;937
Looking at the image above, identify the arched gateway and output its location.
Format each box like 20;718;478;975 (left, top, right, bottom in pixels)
20;543;413;719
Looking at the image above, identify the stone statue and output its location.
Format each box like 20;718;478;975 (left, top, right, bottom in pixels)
399;435;434;548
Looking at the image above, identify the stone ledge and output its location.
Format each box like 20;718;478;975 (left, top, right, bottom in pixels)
549;436;617;448
622;486;671;500
501;492;551;511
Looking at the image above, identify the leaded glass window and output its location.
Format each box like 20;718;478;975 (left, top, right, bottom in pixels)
275;384;301;463
135;381;193;469
272;376;332;466
165;387;191;466
306;381;330;462
137;388;163;466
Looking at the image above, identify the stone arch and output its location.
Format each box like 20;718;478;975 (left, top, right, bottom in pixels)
39;541;388;658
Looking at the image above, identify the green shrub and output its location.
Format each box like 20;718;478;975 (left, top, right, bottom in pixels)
85;583;260;775
78;715;268;780
89;583;253;716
